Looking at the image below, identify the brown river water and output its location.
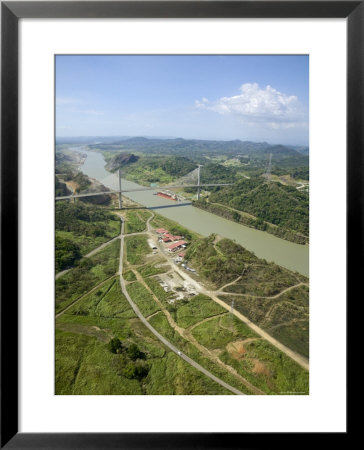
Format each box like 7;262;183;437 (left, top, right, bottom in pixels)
74;148;308;276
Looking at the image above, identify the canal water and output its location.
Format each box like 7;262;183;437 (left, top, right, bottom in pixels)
76;148;309;276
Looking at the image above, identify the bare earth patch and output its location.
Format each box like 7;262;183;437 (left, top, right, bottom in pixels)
226;340;248;359
251;358;271;377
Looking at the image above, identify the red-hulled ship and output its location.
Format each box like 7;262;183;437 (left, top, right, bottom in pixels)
156;190;178;201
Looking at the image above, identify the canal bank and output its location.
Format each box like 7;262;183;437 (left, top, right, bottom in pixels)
76;148;309;276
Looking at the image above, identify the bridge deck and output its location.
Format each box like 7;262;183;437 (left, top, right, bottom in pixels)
55;183;232;200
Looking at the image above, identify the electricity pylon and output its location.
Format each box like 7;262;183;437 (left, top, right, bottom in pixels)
264;153;272;182
197;164;203;200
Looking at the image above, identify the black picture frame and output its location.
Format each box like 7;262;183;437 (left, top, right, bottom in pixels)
1;1;356;448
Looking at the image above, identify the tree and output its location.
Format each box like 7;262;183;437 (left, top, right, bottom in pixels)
108;338;123;354
127;343;145;361
55;235;81;272
134;361;149;380
122;362;136;379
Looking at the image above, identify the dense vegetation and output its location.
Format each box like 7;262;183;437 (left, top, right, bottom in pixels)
104;153;196;186
272;166;309;180
193;177;309;242
86;137;308;165
55;202;120;271
56;202;118;236
55;176;71;197
193;199;307;244
55;142;310;394
55;240;120;313
185;235;261;288
200;162;237;184
55;235;81;273
56;280;230;394
55;324;231;395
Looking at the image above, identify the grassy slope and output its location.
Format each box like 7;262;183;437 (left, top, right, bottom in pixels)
55;202;120;271
192;315;308;394
125;235;150;265
220;285;309;357
56;218;120;256
55;240;120;314
56;292;231;395
148;312;250;394
186;235;309;357
124;210;151;234
125;282;161;317
175;294;226;328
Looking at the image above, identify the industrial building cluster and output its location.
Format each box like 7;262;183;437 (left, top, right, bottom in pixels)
155;228;188;253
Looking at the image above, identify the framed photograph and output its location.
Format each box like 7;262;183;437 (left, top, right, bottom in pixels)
1;1;356;447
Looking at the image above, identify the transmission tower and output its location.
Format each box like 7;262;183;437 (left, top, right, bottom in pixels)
264;153;272;182
230;299;234;315
196;164;203;200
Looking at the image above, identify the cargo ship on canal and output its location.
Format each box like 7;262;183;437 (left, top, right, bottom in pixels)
155;190;180;201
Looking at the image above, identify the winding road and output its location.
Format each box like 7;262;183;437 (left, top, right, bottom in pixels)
56;209;308;394
118;216;246;395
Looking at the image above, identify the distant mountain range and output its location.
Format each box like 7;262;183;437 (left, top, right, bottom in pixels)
56;136;309;163
56;136;177;145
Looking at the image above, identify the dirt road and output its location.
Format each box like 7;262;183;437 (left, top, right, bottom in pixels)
118;217;246;395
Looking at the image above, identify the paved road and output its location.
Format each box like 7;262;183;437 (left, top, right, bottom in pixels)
118;218;245;395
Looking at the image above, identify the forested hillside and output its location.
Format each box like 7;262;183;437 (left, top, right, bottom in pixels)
55;202;120;272
194;178;308;243
103;153;197;185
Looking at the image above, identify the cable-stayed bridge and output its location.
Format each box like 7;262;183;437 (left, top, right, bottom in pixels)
56;167;232;208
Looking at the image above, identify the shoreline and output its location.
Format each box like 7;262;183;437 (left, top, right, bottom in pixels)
73;147;309;276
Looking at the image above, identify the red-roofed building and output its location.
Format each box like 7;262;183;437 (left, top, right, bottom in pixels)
167;240;187;252
178;252;185;258
156;228;168;234
163;233;183;241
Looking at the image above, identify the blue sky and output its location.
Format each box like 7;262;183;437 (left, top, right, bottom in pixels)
56;55;309;145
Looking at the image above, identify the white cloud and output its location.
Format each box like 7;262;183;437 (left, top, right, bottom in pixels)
195;83;307;129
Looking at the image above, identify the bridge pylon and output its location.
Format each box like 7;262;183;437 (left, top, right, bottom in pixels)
118;169;123;209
